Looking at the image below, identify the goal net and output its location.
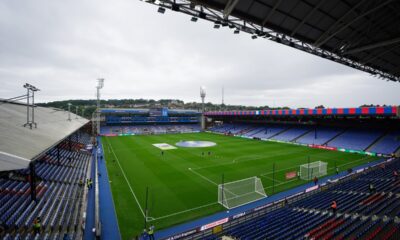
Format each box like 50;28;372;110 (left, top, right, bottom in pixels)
218;176;267;209
300;161;327;181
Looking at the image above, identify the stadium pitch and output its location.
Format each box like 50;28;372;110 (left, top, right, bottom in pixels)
102;132;378;239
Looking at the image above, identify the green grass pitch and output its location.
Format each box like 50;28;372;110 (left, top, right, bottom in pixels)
102;132;378;239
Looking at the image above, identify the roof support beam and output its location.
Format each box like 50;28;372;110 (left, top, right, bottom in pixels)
290;0;326;37
345;37;400;54
313;0;369;47
223;0;240;19
262;0;283;26
361;46;397;65
315;0;393;47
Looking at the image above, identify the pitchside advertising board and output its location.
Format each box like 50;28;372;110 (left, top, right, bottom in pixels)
165;190;318;239
165;193;304;240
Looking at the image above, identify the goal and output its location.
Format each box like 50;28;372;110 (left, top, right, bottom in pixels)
218;176;267;209
300;161;327;180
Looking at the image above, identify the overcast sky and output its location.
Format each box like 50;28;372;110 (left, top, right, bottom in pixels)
0;0;398;108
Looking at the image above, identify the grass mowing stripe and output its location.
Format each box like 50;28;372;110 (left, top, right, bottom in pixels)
105;137;145;217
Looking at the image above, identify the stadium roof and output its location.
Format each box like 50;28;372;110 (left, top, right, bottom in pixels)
145;0;400;82
205;106;400;117
0;101;89;171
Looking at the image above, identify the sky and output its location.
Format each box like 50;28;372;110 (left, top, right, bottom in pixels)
0;0;398;108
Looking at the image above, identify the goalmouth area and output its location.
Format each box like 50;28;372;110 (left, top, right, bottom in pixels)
101;132;379;239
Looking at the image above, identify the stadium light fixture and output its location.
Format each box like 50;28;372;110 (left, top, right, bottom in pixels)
251;35;258;39
200;86;206;110
191;16;198;22
75;106;79;119
199;11;206;19
200;86;206;130
97;78;104;89
171;3;179;11
67;103;72;121
200;86;206;98
96;78;104;135
22;83;40;129
82;106;86;118
234;29;240;34
158;7;166;14
23;83;40;92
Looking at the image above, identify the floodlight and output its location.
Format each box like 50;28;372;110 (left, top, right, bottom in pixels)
251;35;257;39
199;12;206;19
200;86;206;98
67;103;72;121
23;83;40;92
97;78;104;89
22;83;40;129
263;33;272;39
171;3;179;11
158;7;166;14
234;29;240;34
214;24;220;29
191;16;198;22
75;106;79;119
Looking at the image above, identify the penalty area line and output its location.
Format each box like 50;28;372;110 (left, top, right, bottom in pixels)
260;175;283;183
188;168;218;186
105;137;146;218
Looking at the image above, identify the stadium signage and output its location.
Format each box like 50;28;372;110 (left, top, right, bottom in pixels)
356;168;365;173
231;212;246;220
285;171;297;180
337;148;377;156
253;202;273;212
165;229;198;240
308;145;337;151
305;185;319;193
200;218;229;231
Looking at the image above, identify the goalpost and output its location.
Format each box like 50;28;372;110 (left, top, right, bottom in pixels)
218;176;267;209
300;161;327;181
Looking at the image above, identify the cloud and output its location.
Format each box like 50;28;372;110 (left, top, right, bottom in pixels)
0;0;398;108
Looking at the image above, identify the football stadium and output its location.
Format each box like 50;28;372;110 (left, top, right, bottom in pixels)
1;1;400;240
